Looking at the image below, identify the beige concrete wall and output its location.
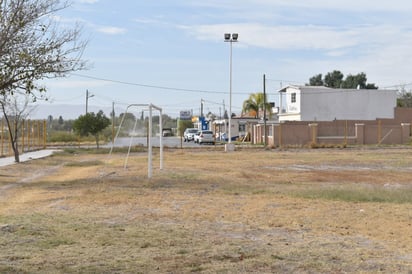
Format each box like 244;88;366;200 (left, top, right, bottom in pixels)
253;121;411;147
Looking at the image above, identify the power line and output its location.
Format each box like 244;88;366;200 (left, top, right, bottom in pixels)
48;94;84;103
202;99;225;106
381;82;412;89
70;73;251;95
266;78;305;86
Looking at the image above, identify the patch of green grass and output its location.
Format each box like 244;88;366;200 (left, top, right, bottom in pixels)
48;131;78;143
294;185;412;204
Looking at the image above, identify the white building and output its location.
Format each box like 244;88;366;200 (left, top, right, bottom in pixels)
213;118;259;141
278;85;397;122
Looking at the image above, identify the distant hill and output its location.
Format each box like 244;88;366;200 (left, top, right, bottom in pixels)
30;104;120;120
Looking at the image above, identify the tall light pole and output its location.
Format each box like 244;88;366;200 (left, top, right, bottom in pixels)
224;33;238;143
263;74;267;147
85;89;94;114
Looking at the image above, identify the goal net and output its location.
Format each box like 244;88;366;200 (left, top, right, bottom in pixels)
109;104;163;178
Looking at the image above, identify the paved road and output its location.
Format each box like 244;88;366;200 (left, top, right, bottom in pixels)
0;137;215;167
109;136;212;148
0;149;59;167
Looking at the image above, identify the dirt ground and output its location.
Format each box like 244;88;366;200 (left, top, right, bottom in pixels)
0;147;411;273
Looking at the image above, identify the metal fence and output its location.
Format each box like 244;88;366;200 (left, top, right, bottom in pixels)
0;119;47;157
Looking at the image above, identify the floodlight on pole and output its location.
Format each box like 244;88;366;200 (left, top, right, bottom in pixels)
224;33;238;143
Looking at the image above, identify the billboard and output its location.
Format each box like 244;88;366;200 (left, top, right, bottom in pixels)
179;110;192;120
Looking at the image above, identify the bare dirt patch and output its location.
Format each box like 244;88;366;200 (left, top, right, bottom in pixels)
0;147;411;273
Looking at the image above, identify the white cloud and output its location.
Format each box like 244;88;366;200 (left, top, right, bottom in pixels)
190;0;412;13
77;0;99;4
280;0;412;12
186;23;358;50
50;14;87;25
182;19;412;87
97;26;127;35
133;18;163;25
271;30;412;88
185;22;411;55
55;0;412;97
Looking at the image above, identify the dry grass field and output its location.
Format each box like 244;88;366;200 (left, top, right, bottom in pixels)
0;146;412;273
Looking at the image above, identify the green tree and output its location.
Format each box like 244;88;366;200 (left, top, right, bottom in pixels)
341;73;365;88
151;114;177;129
397;87;412;107
177;120;194;138
73;111;111;149
58;116;64;126
223;110;229;119
341;73;377;89
308;74;324;86
365;83;379;89
119;112;136;121
242;93;272;119
324;70;344;88
308;71;378;89
119;112;136;128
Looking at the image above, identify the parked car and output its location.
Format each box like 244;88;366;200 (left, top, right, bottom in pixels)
162;128;172;137
183;128;198;142
193;131;200;143
196;130;215;145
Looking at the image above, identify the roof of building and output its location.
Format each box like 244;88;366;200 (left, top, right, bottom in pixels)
277;85;332;93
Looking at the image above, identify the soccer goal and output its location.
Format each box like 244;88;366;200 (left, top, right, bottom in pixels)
109;103;163;178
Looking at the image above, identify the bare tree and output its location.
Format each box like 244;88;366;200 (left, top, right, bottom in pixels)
0;92;36;162
0;0;88;162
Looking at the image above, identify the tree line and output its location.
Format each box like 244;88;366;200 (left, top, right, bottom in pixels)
307;70;378;89
47;112;179;148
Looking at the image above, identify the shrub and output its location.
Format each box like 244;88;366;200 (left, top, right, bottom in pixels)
48;131;78;143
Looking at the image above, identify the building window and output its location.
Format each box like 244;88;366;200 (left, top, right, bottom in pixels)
239;124;246;132
291;92;296;103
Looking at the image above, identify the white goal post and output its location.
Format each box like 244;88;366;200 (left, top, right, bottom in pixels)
109;103;163;178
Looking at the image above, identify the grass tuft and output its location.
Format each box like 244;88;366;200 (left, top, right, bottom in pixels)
295;185;412;204
64;160;104;167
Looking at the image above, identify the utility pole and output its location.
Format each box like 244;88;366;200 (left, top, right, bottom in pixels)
263;74;267;147
112;101;115;142
85;89;94;114
86;89;89;114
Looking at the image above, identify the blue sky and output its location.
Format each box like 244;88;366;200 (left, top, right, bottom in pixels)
37;0;412;119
